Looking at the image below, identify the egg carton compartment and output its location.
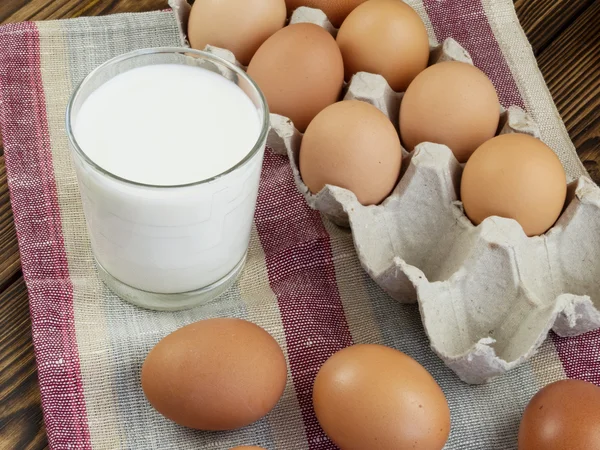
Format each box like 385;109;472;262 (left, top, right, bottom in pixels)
168;0;600;384
268;37;479;227
283;96;600;385
284;110;600;384
278;61;600;384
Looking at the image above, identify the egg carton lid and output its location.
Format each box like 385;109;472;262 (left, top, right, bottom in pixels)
169;0;600;384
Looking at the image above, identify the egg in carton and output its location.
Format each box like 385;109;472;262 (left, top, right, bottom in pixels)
168;0;600;384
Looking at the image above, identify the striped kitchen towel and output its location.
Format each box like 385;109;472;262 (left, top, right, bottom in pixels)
0;2;596;449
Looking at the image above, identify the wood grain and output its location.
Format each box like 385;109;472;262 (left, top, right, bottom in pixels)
0;0;169;23
0;1;598;449
513;0;596;54
0;278;46;450
0;157;21;293
537;1;600;184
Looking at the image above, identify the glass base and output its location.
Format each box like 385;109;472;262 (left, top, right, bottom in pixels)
95;255;246;311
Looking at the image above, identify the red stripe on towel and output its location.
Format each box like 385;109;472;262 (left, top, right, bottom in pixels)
0;22;92;449
423;0;526;109
255;149;353;449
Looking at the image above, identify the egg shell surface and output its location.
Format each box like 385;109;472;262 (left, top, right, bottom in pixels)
299;100;402;206
337;0;430;92
399;61;500;162
141;318;287;431
461;133;567;237
518;380;600;450
313;344;451;450
188;0;287;66
247;23;344;132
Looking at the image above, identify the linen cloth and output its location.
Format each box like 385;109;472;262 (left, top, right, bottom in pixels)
0;2;596;449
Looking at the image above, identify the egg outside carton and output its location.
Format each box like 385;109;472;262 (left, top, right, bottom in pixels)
168;1;600;385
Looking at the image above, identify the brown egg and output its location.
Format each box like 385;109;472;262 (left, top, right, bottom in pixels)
461;133;567;237
247;23;344;132
188;0;286;66
285;0;367;27
337;0;429;92
141;318;287;430
299;100;402;205
313;344;451;450
519;380;600;450
399;61;500;162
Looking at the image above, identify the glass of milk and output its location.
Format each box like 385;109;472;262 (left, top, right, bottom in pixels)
66;48;269;311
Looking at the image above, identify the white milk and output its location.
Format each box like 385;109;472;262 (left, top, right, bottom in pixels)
72;64;265;294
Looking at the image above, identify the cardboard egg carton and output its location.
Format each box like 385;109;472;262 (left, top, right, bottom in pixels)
169;0;600;384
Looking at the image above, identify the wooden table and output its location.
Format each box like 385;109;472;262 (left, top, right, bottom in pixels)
0;0;599;448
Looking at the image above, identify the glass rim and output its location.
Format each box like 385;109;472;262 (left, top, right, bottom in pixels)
65;47;270;189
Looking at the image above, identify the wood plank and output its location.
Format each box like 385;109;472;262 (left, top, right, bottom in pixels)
0;277;47;450
0;156;21;293
537;1;600;184
514;0;595;54
0;1;598;450
0;0;31;24
1;0;169;23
